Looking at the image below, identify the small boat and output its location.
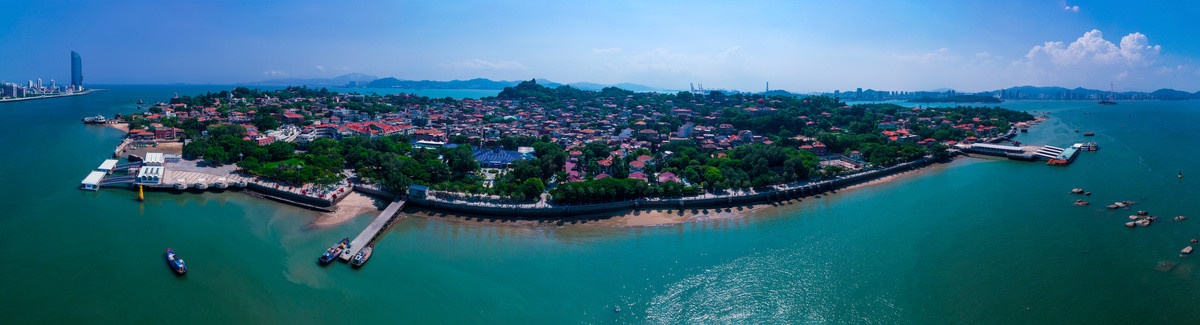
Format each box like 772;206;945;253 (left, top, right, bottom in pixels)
1083;132;1094;136
166;248;187;274
136;98;144;105
351;243;374;268
81;115;107;124
319;238;350;265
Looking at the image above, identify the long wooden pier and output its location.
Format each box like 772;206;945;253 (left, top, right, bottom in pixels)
339;199;406;261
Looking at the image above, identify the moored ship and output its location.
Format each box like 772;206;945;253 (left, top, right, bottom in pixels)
1048;144;1082;166
351;243;374;268
166;248;187;275
319;238;349;265
81;115;107;124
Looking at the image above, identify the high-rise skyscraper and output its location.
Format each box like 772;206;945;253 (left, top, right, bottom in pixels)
70;51;83;88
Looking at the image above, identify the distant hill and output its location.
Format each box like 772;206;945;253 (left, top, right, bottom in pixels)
566;82;609;90
762;90;800;97
611;83;658;92
366;77;519;89
248;73;378;87
980;85;1199;100
1151;88;1195;100
363;77;655;92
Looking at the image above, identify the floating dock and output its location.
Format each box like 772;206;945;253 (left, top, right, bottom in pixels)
339;200;407;261
1033;145;1064;160
1048;144;1081;166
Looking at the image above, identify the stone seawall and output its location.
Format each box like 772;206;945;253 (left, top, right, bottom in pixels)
245;183;339;209
352;184;399;200
407;157;939;218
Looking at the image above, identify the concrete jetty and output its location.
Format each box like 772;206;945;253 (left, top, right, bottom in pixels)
339;200;406;261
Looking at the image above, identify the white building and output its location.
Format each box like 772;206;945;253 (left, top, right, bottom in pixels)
80;171;106;191
97;159;119;174
137;166;164;184
967;143;1025;156
144;152;165;166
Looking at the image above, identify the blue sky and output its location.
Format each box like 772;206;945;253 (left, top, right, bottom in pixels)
1;0;1197;92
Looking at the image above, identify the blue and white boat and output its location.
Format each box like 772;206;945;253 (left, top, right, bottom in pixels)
166;248;187;274
319;238;349;265
351;243;374;268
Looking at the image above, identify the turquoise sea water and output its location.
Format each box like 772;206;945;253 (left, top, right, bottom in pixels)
1;86;1199;323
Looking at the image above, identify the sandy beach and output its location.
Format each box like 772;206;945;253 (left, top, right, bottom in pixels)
105;122;129;133
309;191;382;228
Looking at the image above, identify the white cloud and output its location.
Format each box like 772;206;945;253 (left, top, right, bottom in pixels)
898;47;952;64
1023;29;1159;67
444;59;527;70
1008;29;1180;89
623;48;690;72
716;46;742;60
262;70;285;76
315;65;325;71
1064;5;1079;13
617;46;748;72
592;47;621;54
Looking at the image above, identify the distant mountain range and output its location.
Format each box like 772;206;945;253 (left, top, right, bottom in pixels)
365;77;657;92
980;86;1200;100
245;73;379;87
248;74;1199;100
249;73;657;92
818;85;1200;101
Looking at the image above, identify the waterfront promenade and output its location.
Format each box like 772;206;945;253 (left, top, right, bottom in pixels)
88;146;939;219
407;155;941;218
90;157;355;211
0;89;98;103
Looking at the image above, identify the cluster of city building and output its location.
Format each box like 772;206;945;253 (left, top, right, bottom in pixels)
1;51;84;99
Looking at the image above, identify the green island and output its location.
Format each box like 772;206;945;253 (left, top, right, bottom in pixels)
111;80;1032;207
